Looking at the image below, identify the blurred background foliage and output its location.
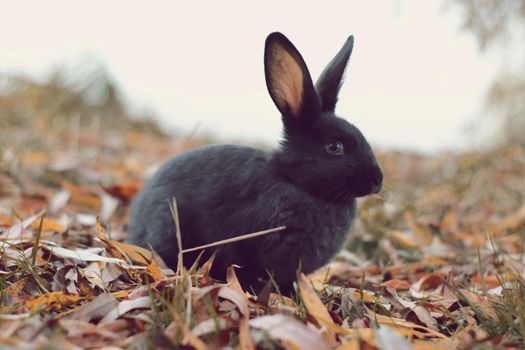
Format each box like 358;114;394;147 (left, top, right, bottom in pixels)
0;0;524;149
451;0;525;145
0;65;165;135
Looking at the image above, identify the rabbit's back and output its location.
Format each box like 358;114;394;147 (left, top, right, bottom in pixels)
128;144;269;256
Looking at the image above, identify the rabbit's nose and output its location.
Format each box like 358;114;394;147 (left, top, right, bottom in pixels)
371;166;383;193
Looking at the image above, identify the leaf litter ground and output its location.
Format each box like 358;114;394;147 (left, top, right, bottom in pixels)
1;92;525;349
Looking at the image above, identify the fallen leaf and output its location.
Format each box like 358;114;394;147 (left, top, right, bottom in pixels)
490;204;525;234
249;314;331;350
24;292;82;313
102;182;142;203
43;244;125;264
297;272;337;344
82;262;105;289
405;212;434;246
110;240;152;265
3;277;29;297
1;210;44;240
99;296;151;323
381;279;411;290
70;293;119;322
374;326;413;350
48;189;71;214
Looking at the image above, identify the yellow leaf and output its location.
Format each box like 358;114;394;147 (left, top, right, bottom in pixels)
111;240;152;265
24;292;82;312
353;290;375;302
70;193;101;210
111;290;130;299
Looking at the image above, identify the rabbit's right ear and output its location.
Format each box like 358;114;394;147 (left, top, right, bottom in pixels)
265;32;320;127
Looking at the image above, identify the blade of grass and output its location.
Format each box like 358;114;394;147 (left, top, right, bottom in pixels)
168;198;183;277
31;211;45;266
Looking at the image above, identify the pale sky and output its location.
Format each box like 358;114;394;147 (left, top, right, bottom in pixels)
0;1;503;152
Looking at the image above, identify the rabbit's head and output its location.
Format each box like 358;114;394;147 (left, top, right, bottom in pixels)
266;32;382;201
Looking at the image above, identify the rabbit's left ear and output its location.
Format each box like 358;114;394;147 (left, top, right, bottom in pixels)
315;36;354;112
265;32;320;126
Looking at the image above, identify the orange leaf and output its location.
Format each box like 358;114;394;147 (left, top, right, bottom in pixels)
353;290;376;302
19;152;49;164
471;273;501;289
146;258;163;281
96;219;107;240
411;341;454;350
102;182;143;202
0;213;11;226
111;290;130;299
30;217;64;232
24;292;82;312
381;279;411;290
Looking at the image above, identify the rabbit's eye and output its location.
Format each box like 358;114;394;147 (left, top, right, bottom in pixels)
325;141;344;155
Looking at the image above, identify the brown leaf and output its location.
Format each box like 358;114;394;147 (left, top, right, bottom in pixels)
490;204;525;234
297;272;337;344
3;277;29;297
404;212;434;246
70;293;119;322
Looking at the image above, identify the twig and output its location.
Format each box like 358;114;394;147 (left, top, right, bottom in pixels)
181;226;286;254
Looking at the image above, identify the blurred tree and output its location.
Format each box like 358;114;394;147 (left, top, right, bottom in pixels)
451;0;525;144
0;66;166;136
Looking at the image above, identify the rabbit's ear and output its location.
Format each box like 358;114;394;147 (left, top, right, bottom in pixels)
315;35;354;112
265;32;320;126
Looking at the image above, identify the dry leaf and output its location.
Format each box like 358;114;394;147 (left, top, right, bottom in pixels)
374;326;413;350
24;292;82;312
297;272;337;344
405;212;434;246
381;279;411;290
70;293;119;322
249;314;331;350
99;296;151;323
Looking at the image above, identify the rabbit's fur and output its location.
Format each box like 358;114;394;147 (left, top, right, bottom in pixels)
128;32;383;292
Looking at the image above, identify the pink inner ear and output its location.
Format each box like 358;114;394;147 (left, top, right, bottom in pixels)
269;44;304;120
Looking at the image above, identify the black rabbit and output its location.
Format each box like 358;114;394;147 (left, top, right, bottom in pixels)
128;32;383;292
